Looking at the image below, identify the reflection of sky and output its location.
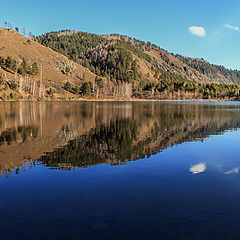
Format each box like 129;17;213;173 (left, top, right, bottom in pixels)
181;129;240;177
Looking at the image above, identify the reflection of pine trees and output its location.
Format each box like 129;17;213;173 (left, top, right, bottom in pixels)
0;126;39;145
40;119;139;169
39;105;240;170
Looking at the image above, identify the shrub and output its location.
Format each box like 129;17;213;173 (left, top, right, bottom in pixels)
64;81;72;91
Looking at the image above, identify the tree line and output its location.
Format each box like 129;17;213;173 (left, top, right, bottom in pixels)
138;77;240;99
0;56;39;75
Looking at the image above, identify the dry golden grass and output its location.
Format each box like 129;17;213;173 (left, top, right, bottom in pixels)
0;27;96;98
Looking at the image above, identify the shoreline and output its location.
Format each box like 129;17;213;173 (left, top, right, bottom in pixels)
78;98;236;102
0;98;238;103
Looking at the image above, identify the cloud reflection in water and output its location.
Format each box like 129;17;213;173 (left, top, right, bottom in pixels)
224;167;239;175
190;163;206;175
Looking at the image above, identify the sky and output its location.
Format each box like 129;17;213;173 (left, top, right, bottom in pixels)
1;0;240;69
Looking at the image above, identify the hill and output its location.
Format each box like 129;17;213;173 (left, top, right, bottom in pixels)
0;27;240;100
36;30;240;100
0;27;96;101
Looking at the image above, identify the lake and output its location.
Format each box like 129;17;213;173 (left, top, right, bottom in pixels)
1;101;240;240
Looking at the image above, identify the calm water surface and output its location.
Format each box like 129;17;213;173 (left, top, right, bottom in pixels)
0;101;240;240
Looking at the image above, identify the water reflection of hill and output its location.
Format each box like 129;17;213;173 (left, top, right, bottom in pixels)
0;102;240;174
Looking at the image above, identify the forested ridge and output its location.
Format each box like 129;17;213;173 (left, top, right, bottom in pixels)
35;30;240;100
175;54;240;85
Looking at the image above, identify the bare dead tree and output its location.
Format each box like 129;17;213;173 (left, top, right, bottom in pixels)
39;63;43;98
28;32;33;39
8;23;12;29
125;82;132;98
22;27;26;36
32;81;36;96
96;87;99;99
19;77;23;95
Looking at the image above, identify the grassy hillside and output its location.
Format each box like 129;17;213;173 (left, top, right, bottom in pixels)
0;27;96;101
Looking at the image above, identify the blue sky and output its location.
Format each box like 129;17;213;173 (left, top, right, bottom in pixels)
1;0;240;69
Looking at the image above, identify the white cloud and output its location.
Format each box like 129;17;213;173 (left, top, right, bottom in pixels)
224;167;239;175
189;163;206;174
188;26;206;37
224;24;240;31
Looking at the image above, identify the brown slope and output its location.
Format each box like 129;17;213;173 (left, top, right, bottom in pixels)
0;27;96;99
